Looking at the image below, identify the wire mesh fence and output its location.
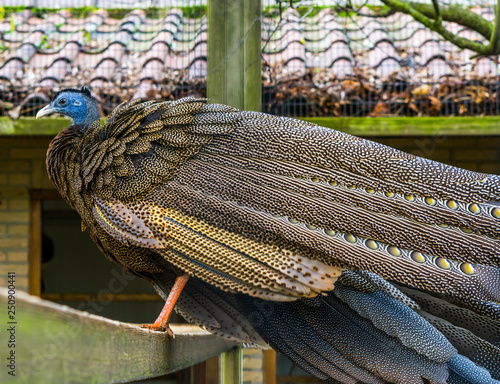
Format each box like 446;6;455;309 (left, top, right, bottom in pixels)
0;0;499;118
0;1;208;118
262;0;500;117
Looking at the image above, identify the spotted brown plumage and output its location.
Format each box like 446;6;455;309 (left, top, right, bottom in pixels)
38;87;500;384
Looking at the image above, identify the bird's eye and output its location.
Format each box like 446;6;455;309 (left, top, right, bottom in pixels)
59;98;67;106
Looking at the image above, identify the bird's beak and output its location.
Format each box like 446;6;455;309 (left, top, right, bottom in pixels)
36;104;56;119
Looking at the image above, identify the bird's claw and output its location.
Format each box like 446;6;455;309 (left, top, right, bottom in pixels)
141;323;175;338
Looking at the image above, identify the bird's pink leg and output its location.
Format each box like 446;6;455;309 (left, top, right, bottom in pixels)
142;273;190;336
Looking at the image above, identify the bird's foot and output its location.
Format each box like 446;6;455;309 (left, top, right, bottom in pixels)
140;273;189;339
141;323;175;338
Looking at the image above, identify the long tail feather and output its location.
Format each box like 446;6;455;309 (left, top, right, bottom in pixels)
448;355;499;384
150;269;500;384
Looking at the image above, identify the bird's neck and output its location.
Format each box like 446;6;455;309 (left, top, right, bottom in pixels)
75;104;101;129
46;126;85;213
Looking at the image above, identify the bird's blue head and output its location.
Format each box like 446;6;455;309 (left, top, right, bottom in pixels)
36;86;100;129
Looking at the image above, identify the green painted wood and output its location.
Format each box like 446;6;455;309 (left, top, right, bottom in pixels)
0;117;106;135
300;116;500;136
0;117;69;135
3;116;500;137
207;0;227;107
220;347;242;384
0;288;235;384
207;0;262;112
243;0;262;112
226;0;244;110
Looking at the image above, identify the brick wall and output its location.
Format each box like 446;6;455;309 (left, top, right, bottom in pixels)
0;137;53;291
242;349;264;383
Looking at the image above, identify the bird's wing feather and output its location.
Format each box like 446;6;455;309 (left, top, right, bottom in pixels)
80;98;238;200
234;268;500;384
92;192;343;300
145;108;500;319
149;180;500;322
399;286;500;348
239;284;451;384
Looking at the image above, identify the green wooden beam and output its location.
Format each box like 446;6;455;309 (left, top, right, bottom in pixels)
1;288;236;383
3;117;500;137
243;0;262;112
299;116;500;136
0;117;106;136
207;0;262;112
0;117;69;135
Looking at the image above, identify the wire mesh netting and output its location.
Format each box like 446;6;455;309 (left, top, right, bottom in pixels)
0;1;208;118
262;0;500;117
0;0;499;118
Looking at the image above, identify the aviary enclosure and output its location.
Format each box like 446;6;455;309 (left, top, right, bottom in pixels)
0;0;499;383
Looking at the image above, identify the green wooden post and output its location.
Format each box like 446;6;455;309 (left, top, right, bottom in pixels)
220;347;243;384
207;2;259;382
207;0;262;112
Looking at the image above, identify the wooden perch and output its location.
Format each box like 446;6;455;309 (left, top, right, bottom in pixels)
0;288;237;383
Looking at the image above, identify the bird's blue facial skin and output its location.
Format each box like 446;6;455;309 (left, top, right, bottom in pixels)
38;88;100;129
50;93;88;125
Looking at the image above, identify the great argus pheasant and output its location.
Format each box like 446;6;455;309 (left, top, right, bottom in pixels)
36;86;500;384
